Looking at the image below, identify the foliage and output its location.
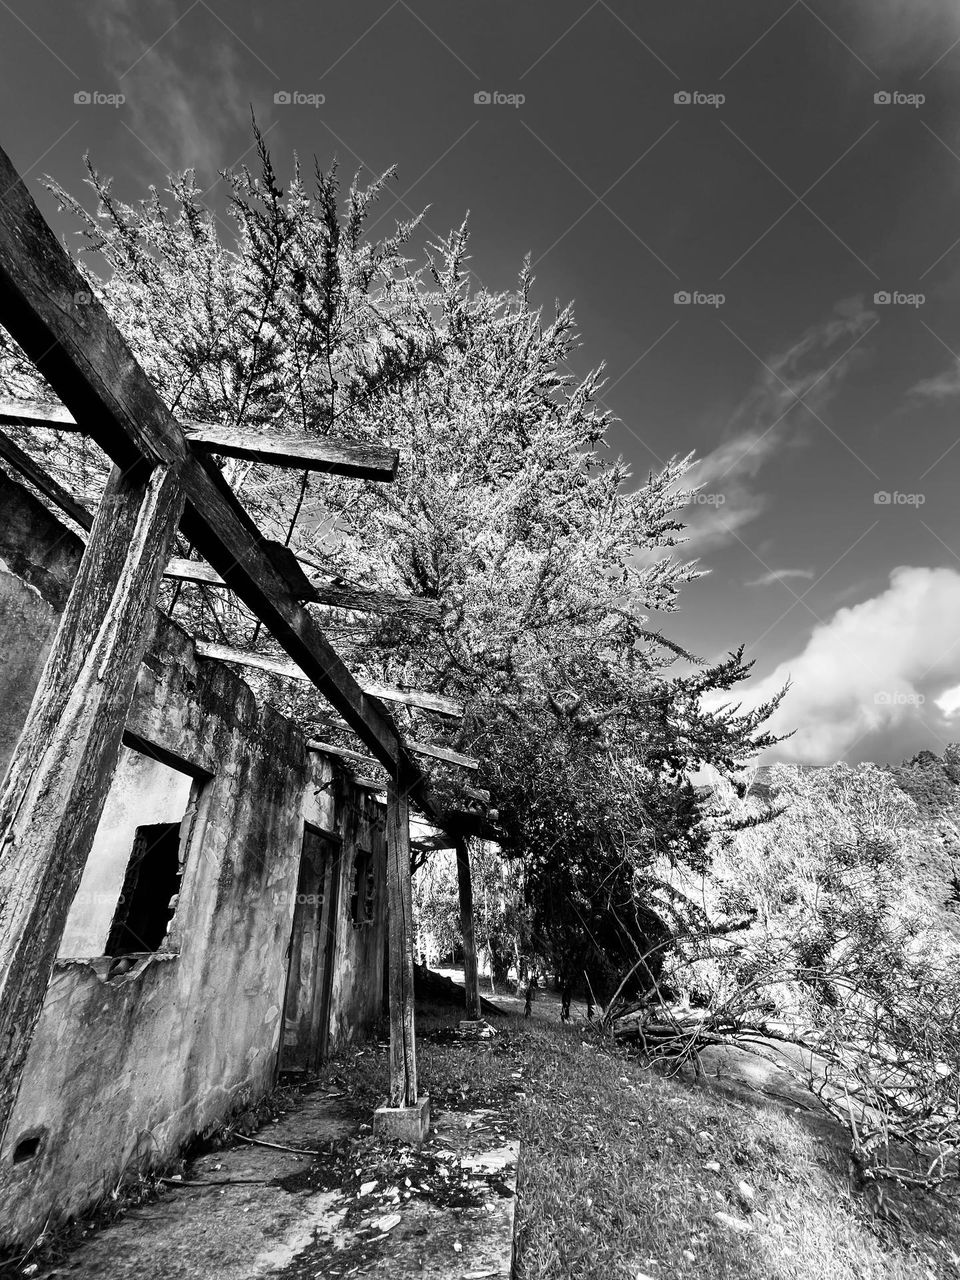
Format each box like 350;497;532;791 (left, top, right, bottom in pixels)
647;762;960;1194
0;129;782;991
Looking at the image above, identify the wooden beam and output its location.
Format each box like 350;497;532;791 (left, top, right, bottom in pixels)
386;780;419;1108
0;399;399;481
307;740;380;772
164;555;441;623
0;140;433;817
0;463;184;1143
312;714;478;771
183;424;398;480
194;640;463;719
455;836;483;1020
407;739;478;771
0;428;93;530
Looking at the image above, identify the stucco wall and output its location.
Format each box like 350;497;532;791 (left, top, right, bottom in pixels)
0;472;389;1248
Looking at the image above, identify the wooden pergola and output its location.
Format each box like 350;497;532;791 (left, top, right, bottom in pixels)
0;139;484;1145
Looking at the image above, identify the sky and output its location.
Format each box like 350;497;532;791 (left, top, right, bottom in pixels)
3;0;960;766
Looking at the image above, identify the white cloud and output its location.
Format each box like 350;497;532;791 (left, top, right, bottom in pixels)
681;298;875;553
745;568;816;588
731;566;960;764
910;359;960;401
936;683;960;718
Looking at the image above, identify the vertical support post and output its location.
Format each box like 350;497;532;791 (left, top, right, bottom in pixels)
385;778;418;1106
375;776;429;1143
455;835;483;1021
0;462;184;1144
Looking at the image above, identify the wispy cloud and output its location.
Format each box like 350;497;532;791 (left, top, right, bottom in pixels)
745;568;816;587
847;0;960;72
681;297;875;553
88;0;250;179
910;358;960;401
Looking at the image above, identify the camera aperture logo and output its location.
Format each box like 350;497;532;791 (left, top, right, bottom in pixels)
674;90;725;108
274;90;325;108
674;290;725;308
874;290;925;308
874;490;925;507
874;90;925;108
474;90;525;108
74;91;125;108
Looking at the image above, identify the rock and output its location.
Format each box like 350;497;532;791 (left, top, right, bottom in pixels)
374;1212;401;1233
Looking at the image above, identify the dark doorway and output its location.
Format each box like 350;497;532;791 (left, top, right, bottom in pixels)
105;822;182;955
280;827;341;1072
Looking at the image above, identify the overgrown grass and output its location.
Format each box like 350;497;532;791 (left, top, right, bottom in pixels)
326;1001;960;1280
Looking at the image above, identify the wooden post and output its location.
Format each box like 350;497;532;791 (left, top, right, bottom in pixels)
0;462;184;1143
455;836;483;1021
385;778;418;1108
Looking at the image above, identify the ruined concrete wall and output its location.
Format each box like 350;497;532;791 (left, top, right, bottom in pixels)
0;475;389;1248
0;468;83;777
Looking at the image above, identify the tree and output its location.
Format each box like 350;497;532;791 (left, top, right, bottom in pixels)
0;130;782;994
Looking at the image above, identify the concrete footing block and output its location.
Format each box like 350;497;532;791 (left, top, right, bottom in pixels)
373;1094;430;1145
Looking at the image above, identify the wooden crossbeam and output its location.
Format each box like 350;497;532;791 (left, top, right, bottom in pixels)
0;141;433;815
0;427;93;531
184;424;398;481
0;399;398;481
195;640;463;718
308;740;380;771
164;556;441;623
308;735;478;772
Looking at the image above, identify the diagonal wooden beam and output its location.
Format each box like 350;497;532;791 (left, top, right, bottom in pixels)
0;139;432;812
0;427;93;530
194;639;463;719
0;399;398;480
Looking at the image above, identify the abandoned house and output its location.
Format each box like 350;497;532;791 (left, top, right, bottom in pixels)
0;467;391;1247
0;138;486;1253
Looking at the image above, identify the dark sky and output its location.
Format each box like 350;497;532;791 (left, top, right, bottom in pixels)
5;0;960;765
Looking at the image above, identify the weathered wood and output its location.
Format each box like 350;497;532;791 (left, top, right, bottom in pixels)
194;640;463;718
455;836;483;1020
0;399;399;481
0;398;76;429
406;739;478;771
164;556;441;623
0;428;93;530
313;712;478;771
183;424;399;480
0;139;433;813
386;780;419;1107
0;463;184;1142
307;740;380;771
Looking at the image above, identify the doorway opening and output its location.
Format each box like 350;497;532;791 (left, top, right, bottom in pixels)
279;826;341;1072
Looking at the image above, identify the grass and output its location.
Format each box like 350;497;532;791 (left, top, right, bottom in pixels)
6;997;959;1278
317;999;960;1280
